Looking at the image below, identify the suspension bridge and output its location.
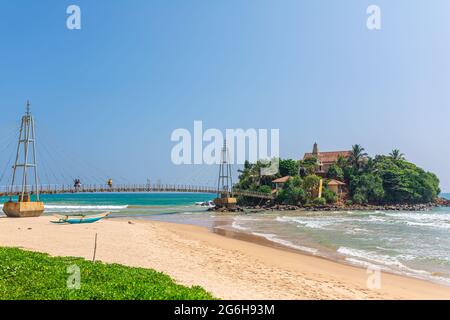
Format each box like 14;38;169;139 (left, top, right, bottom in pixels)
0;184;273;199
0;103;274;203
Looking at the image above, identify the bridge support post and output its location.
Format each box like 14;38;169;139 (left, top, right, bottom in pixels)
213;140;238;211
3;101;44;218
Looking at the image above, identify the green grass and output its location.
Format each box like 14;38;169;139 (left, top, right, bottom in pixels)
0;247;215;300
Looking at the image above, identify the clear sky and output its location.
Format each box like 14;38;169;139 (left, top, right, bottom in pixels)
0;0;449;191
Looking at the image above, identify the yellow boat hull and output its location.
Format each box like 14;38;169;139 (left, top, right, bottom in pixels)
3;201;45;218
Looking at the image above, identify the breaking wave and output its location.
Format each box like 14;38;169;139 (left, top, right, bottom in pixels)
231;221;250;231
251;232;318;254
276;215;341;230
337;246;450;285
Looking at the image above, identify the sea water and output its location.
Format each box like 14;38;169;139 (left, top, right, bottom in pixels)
1;192;449;286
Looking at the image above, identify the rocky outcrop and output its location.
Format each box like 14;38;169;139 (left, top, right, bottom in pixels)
435;197;450;207
208;206;244;213
238;198;450;212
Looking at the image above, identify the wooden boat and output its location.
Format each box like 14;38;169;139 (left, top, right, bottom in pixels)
52;212;110;224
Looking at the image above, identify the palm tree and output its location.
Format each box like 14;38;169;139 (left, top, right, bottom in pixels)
238;160;269;188
349;144;368;169
336;155;348;169
389;149;405;161
237;161;257;189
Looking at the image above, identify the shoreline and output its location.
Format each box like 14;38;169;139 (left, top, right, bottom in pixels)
211;220;450;287
0;216;449;299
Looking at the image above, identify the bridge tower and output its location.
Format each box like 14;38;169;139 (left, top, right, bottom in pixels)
214;140;237;210
3;101;45;217
217;139;233;197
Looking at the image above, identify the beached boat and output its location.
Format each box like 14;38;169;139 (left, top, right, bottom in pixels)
52;212;110;224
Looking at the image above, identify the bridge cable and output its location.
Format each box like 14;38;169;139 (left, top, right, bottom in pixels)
37;124;106;185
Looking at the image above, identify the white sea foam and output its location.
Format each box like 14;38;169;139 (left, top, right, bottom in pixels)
382;212;450;230
385;212;447;219
339;246;450;286
345;210;380;216
231;221;250;231
344;227;370;235
276;216;334;230
345;257;381;270
338;247;429;275
252;232;318;254
44;204;128;212
367;216;387;223
405;221;450;230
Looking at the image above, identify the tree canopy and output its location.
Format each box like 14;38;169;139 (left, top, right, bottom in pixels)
279;159;300;177
235;146;441;206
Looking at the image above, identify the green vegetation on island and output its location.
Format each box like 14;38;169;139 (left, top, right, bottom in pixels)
235;145;441;207
0;247;214;300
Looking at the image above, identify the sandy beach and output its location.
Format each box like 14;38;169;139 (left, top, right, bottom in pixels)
0;216;449;300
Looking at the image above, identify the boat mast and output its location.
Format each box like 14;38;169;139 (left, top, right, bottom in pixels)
9;101;40;201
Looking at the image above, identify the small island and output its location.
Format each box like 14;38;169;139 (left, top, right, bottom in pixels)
232;143;450;211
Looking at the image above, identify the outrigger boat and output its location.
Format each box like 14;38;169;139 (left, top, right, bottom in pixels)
52;212;110;224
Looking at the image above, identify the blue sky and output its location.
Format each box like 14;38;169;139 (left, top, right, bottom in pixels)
0;0;449;191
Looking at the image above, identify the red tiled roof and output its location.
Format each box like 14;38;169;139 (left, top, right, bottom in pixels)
303;151;351;163
272;176;291;183
328;179;346;186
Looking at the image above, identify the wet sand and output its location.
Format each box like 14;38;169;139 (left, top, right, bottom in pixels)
0;216;449;300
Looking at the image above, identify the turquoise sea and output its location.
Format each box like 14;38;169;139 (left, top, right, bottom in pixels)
1;192;449;286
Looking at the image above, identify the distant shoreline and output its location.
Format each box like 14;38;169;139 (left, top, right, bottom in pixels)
221;197;450;213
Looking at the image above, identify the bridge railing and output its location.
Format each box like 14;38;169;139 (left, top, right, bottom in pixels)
0;184;274;200
0;184;218;195
231;188;274;199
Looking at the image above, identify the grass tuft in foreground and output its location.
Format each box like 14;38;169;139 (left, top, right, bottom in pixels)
0;247;215;300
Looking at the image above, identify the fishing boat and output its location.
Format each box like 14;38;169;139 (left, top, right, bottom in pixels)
52;212;110;224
